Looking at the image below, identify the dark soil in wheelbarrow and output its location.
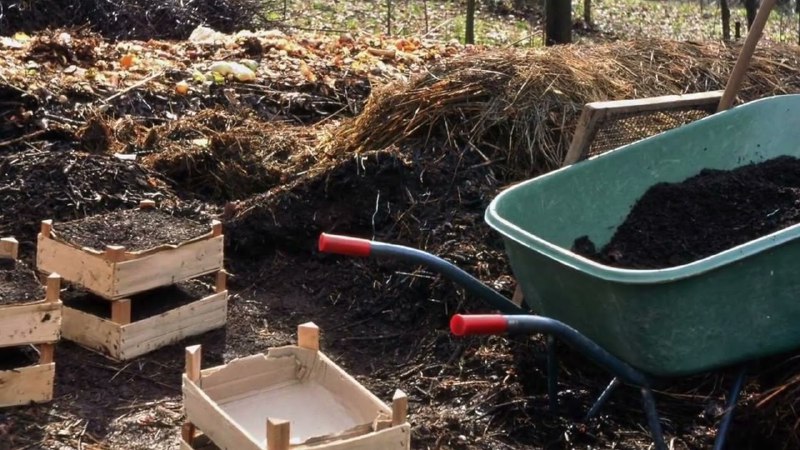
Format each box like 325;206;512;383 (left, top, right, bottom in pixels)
574;155;800;269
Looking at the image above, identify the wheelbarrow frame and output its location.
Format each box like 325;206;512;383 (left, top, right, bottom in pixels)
319;233;747;450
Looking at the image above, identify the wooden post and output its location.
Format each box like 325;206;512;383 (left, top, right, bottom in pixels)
181;422;196;445
111;299;132;325
211;220;223;237
0;237;18;260
182;347;201;444
267;418;290;450
298;322;320;351
105;245;126;262
185;345;202;383
45;273;61;302
391;389;408;426
38;273;61;365
40;220;53;238
139;199;156;209
216;270;227;293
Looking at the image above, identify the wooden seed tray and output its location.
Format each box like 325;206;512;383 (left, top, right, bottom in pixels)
182;323;411;450
0;237;62;359
36;202;224;300
62;273;228;361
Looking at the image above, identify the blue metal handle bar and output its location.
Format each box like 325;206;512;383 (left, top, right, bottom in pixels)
453;314;650;387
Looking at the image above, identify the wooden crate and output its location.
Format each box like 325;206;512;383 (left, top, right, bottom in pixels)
181;323;411;450
1;236;60;408
61;272;228;361
36;202;225;300
0;360;55;408
0;273;62;349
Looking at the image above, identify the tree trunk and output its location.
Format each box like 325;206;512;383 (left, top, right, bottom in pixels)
745;0;759;28
387;0;392;35
545;0;572;45
465;0;476;44
584;0;592;26
721;0;731;40
423;0;429;34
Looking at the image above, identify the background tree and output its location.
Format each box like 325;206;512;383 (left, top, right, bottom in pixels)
545;0;571;45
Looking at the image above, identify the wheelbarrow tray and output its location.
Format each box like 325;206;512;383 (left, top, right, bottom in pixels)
486;94;800;377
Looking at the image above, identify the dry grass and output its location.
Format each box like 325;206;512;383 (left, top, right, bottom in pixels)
326;38;800;178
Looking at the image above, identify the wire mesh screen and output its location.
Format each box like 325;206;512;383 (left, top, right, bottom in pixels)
588;106;716;157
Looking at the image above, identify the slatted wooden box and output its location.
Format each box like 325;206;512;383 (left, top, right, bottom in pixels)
0;237;61;408
36;201;224;300
61;272;228;361
181;323;411;450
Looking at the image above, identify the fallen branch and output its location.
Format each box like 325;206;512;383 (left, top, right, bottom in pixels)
0;130;48;149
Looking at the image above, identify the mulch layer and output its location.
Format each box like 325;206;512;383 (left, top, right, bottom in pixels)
574;156;800;269
54;208;210;252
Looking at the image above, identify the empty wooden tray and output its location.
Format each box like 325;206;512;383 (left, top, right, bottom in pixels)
181;323;410;450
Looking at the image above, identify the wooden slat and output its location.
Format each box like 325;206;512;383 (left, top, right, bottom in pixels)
295;423;410;450
0;362;55;408
584;91;723;115
36;234;115;297
183;375;261;450
200;352;297;400
118;291;227;360
114;235;224;298
0;302;62;347
61;306;122;357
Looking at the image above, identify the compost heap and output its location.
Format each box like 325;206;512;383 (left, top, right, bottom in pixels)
573;155;800;268
6;30;800;449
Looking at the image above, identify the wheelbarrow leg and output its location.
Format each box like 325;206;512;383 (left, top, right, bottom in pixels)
641;387;668;450
712;366;748;450
546;335;559;412
585;377;622;420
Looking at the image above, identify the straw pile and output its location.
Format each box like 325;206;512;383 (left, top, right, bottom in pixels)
142;111;321;200
326;39;800;178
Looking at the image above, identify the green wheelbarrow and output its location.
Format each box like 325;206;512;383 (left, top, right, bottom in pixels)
320;94;800;449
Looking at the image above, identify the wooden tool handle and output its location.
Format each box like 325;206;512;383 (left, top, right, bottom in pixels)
718;0;777;111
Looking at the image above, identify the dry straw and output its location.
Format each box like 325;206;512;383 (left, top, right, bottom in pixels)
326;38;800;178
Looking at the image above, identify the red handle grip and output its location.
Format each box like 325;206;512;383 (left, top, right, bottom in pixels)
450;314;508;336
318;233;372;257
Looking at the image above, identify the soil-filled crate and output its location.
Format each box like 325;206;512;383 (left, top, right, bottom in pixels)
36;200;224;300
181;322;411;450
0;237;61;408
0;345;56;408
61;273;228;361
1;237;62;349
